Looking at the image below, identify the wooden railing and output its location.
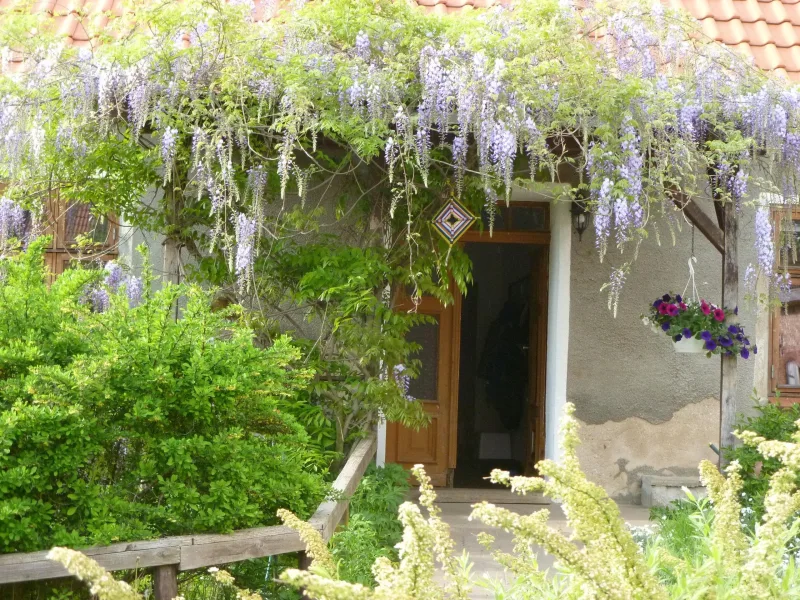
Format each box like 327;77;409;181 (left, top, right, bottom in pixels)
0;435;377;599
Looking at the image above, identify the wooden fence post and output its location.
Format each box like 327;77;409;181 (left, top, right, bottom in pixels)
297;552;313;600
153;564;179;600
719;200;739;466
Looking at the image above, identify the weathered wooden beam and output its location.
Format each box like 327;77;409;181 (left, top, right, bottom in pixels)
0;537;188;584
719;201;739;464
672;194;724;254
310;435;378;542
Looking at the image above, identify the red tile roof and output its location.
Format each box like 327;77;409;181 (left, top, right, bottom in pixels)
2;0;800;80
666;0;800;80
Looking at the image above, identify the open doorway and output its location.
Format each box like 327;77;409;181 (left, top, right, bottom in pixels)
454;243;541;488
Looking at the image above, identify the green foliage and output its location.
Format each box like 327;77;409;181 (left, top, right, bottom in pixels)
649;492;715;561
329;464;409;585
240;238;442;454
0;240;327;553
724;400;800;522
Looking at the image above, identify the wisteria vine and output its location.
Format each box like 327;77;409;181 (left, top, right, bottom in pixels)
0;0;797;303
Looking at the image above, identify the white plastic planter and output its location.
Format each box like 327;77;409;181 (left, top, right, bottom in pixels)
673;336;705;353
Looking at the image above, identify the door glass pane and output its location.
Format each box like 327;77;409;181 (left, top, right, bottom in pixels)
510;205;547;231
778;279;800;387
480;205;507;231
407;318;440;401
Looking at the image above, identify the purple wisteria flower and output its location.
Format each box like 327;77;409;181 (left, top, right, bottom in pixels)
594;178;613;257
127;275;143;307
755;206;774;279
161;126;178;181
355;31;371;61
104;262;124;292
393;364;414;402
607;266;626;316
89;287;110;313
0;197;26;246
744;263;758;293
235;213;257;285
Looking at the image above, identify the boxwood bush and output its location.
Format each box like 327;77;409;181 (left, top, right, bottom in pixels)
0;239;327;553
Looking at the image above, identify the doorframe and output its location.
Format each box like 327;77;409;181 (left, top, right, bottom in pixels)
453;220;552;476
380;202;555;485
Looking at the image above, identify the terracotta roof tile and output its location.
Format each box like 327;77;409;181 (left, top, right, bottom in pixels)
677;0;800;79
4;0;800;79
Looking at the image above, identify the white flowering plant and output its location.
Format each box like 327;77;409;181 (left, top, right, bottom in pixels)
644;292;756;358
276;403;800;599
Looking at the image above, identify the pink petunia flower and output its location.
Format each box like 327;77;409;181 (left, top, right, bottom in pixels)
700;300;711;315
658;303;669;315
679;302;687;310
667;304;680;317
713;308;725;322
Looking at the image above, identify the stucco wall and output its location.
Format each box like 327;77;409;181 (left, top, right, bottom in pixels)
568;199;764;501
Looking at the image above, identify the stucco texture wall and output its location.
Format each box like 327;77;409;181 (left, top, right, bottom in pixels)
568;200;763;501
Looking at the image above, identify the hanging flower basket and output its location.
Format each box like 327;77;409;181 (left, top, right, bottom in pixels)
643;293;756;359
673;336;705;354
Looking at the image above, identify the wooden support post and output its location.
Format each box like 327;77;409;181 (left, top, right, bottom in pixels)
153;564;179;600
297;552;313;600
719;200;739;466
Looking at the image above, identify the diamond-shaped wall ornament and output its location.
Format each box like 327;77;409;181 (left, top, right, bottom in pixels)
432;199;477;246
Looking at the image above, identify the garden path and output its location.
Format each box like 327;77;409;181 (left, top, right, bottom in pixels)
422;490;651;599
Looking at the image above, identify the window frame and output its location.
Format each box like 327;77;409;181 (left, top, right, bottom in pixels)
769;207;800;405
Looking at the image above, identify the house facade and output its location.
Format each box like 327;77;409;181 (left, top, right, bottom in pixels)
29;0;800;501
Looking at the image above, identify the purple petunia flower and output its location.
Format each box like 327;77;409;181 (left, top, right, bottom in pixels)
705;339;718;351
701;330;713;341
728;325;739;334
661;322;671;331
683;328;692;338
741;348;750;359
753;345;758;354
653;299;663;308
719;336;733;347
675;294;683;303
673;334;682;342
662;294;671;302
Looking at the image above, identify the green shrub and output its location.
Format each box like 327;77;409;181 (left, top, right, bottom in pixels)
329;463;409;585
724;399;800;523
0;239;327;553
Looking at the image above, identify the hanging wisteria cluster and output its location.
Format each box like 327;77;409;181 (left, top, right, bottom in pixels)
83;261;143;312
0;197;28;252
0;0;797;301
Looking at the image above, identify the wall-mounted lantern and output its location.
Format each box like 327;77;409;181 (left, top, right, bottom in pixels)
571;200;590;241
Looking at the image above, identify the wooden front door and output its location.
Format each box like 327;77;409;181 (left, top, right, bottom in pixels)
385;291;460;487
525;247;549;474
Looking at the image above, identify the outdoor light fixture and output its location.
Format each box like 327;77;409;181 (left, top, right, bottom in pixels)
571;200;589;241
